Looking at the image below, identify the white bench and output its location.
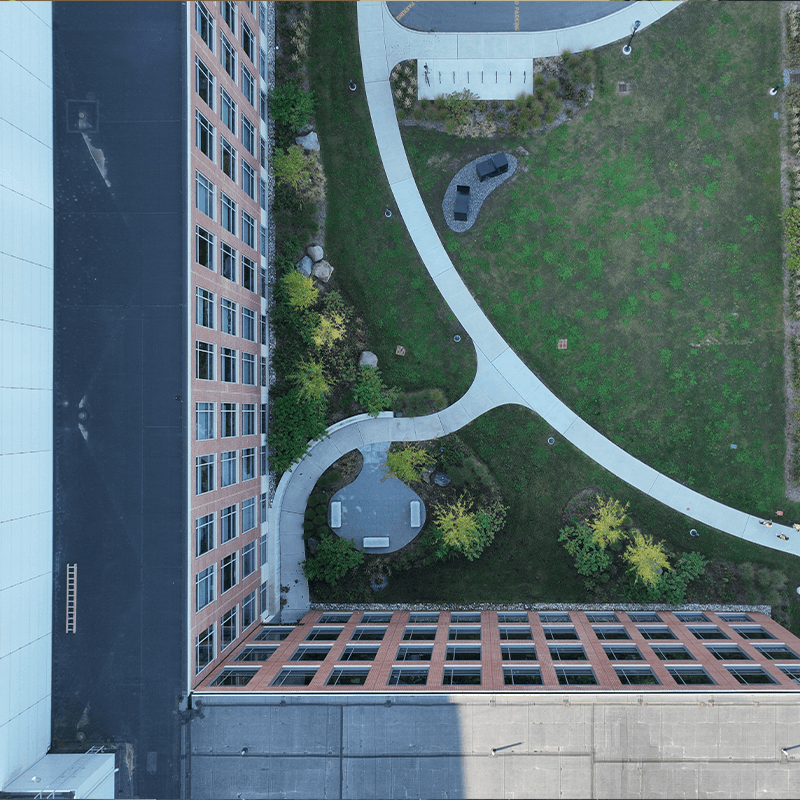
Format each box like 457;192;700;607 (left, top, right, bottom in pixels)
329;501;342;529
363;536;390;548
410;500;421;527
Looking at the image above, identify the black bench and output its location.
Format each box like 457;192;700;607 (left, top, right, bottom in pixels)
454;184;470;221
476;152;509;182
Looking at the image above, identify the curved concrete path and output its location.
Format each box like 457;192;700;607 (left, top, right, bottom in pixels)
273;0;798;623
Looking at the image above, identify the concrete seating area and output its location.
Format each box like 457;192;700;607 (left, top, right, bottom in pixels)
329;501;342;529
363;537;390;548
410;500;421;527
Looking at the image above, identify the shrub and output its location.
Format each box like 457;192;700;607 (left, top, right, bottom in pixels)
312;308;347;348
544;110;557;125
302;533;364;586
559;523;613;578
281;270;319;309
533;73;545;87
434;94;446;108
444;118;457;135
420;97;430;109
546;77;559;93
270;388;328;473
589;496;629;548
576;87;589;105
292;358;331;402
397;108;407;120
429;495;508;561
353;365;399;417
622;531;671;587
384;444;435;483
490;99;500;109
412;106;424;121
273;145;310;191
445;88;479;124
504;99;515;111
269;82;316;130
783;206;800;253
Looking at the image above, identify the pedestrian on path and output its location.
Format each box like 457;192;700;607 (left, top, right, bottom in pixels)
778;534;789;541
761;520;773;527
793;523;800;532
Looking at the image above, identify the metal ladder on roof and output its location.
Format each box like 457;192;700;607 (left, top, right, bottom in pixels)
66;563;77;633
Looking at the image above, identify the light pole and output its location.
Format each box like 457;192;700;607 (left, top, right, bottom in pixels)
622;20;641;56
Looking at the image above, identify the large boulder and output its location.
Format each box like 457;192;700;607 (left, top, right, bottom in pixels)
295;131;320;151
312;259;333;283
307;244;324;262
359;351;378;368
296;256;313;276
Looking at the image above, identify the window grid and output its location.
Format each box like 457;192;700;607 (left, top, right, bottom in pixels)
221;137;236;181
242;114;255;155
220;504;237;543
615;665;659;685
196;287;214;329
504;666;543;685
221;402;236;438
221;88;236;134
221;605;237;650
197;225;214;270
221;242;237;282
220;450;237;488
388;668;428;686
220;32;236;79
242;496;256;531
241;64;255;105
221;552;237;594
196;624;214;674
221;297;237;336
196;110;214;159
196;454;214;494
221;194;237;235
196;513;215;557
196;401;214;441
242;256;256;292
196;566;215;611
196;57;214;109
195;2;214;51
242;591;256;629
221;347;237;382
242;210;256;249
241;403;256;435
242;353;256;386
242;160;256;199
242;540;256;578
196;172;214;218
241;20;255;62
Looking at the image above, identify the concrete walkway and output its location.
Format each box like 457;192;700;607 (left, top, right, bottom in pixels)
272;0;799;623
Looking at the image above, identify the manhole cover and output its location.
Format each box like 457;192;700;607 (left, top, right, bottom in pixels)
791;73;800;84
617;82;629;94
557;339;568;350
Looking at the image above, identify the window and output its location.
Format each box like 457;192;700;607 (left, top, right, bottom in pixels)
260;403;267;434
504;666;543;685
260;495;267;525
242;496;256;531
499;626;533;640
674;612;709;623
196;110;214;159
221;242;237;282
221;450;237;487
242;541;256;577
221;137;236;180
242;591;256;629
442;667;481;686
497;612;528;623
241;20;255;61
704;643;750;660
220;32;236;78
221;552;237;593
445;645;481;661
586;612;619;623
339;646;379;662
260;89;267;122
544;626;579;640
221;88;236;134
196;341;215;380
196;566;215;610
220;504;237;543
717;613;752;623
241;160;256;199
272;667;317;687
241;402;256;435
260;531;267;565
627;612;662;623
242;447;256;480
291;646;331;662
196;625;214;673
195;2;214;50
603;645;644;661
733;626;775;640
221;298;237;335
221;194;237;234
241;65;255;105
260;314;267;345
221;347;237;382
351;627;386;641
196;513;215;556
260;357;267;387
779;666;800;681
539;612;570;623
211;668;257;687
221;0;236;32
320;613;352;624
592;626;631;641
356;613;390;624
448;626;480;641
260;584;267;619
196;225;214;270
220;402;236;438
450;612;481;623
196;287;215;329
241;114;255;154
255;627;294;642
242;211;256;249
753;644;800;660
615;666;659;685
500;644;537;661
260;136;267;168
402;627;436;641
196;57;214;108
327;668;369;686
196;401;214;440
549;645;587;661
221;605;237;650
555;666;597;685
259;1;267;33
235;644;276;662
242;256;256;292
259;178;267;210
688;626;728;641
260;225;267;257
666;666;715;685
649;644;694;661
260;445;267;476
637;626;675;640
196;171;214;218
306;627;343;641
259;48;266;79
395;645;433;661
388;668;428;686
196;454;214;494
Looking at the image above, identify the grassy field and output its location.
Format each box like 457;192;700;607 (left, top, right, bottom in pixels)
403;2;786;518
307;2;476;402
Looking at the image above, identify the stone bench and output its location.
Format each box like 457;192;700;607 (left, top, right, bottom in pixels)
363;536;390;548
329;501;342;529
410;500;421;527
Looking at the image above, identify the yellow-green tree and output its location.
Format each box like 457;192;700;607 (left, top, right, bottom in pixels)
383;445;435;483
312;310;346;348
273;144;310;191
589;495;629;549
281;270;318;309
622;531;671;587
433;493;480;550
291;359;330;402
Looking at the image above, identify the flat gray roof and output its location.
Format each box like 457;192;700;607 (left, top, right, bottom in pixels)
189;691;800;798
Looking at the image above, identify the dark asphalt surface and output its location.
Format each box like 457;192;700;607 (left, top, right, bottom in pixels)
52;3;188;798
386;1;631;33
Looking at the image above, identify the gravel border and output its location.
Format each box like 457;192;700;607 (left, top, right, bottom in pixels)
442;152;517;233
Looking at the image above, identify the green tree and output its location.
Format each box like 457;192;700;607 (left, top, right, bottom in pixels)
623;531;671;587
273;145;311;191
430;495;507;561
383;444;435;483
353;365;399;417
269;388;327;473
303;533;364;586
558;523;613;578
444;88;478;124
281;270;319;309
589;495;629;549
292;359;330;402
269;82;316;130
647;551;707;603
